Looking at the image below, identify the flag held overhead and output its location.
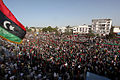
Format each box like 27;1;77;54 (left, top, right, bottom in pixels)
0;0;26;44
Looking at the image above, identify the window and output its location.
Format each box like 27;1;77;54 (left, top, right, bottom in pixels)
102;24;105;26
86;28;87;32
107;24;110;26
80;28;81;32
83;28;84;32
73;28;76;31
106;27;109;30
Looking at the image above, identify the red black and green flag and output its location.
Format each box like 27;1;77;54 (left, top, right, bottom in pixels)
0;0;26;44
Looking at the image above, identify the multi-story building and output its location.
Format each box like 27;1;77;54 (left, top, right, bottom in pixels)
73;25;89;34
92;19;112;36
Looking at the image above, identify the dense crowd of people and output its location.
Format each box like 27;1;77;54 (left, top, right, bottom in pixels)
0;32;120;80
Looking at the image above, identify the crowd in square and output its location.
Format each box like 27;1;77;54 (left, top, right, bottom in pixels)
0;33;120;80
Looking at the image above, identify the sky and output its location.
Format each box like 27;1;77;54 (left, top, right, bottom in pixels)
3;0;120;27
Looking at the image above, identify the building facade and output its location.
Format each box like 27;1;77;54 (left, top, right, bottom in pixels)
58;26;73;33
58;27;67;33
73;25;89;34
113;26;120;34
29;27;42;32
92;19;112;36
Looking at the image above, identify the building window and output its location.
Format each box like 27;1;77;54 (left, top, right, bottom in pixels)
106;27;109;30
107;24;110;26
85;28;87;32
80;28;81;32
102;24;105;26
73;28;76;31
83;28;84;32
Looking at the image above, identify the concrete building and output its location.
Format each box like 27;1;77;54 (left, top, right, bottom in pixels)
58;26;73;33
29;27;42;32
92;19;112;36
58;27;66;33
113;26;120;34
73;25;89;34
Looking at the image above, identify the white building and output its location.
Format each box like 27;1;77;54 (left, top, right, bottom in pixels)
113;26;120;34
73;25;89;34
92;19;112;36
58;26;73;33
29;27;42;32
58;27;67;33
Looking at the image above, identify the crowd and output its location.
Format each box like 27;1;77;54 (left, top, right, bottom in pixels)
0;32;120;80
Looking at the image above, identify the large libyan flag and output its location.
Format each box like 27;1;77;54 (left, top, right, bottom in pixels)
0;0;26;44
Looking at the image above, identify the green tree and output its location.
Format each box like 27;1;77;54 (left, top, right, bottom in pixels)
27;28;32;32
26;26;32;32
87;29;95;37
42;27;48;32
42;26;59;33
47;26;53;32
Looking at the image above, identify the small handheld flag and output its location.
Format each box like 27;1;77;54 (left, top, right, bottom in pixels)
0;0;26;44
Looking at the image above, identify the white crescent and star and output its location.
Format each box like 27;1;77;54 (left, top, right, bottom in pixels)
3;21;15;31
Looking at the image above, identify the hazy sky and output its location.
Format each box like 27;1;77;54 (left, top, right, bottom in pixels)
3;0;120;27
